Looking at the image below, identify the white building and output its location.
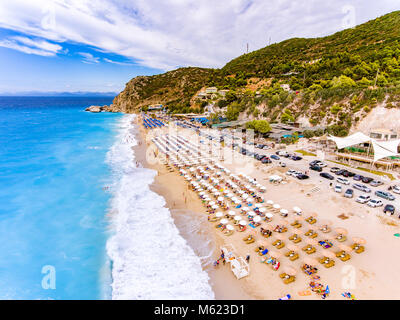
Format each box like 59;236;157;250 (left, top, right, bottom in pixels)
205;87;218;94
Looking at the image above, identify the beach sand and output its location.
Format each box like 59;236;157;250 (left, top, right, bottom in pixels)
133;116;400;300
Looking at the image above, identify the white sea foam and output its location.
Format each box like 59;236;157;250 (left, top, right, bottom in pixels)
106;114;214;300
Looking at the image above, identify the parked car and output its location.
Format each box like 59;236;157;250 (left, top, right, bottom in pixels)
270;154;280;160
356;194;371;204
344;188;354;198
392;185;400;194
383;204;395;215
353;174;364;181
310;165;322;172
297;174;309;180
353;183;371;193
286;170;297;176
330;167;341;173
334;185;342;193
335;169;345;176
316;161;327;168
320;172;334;180
337;177;350;185
263;146;270;150
291;155;302;161
367;199;383;208
370;180;383;187
279;162;287;167
362;177;374;184
276;150;288;156
255;154;265;161
310;160;320;166
342;170;355;178
261;157;272;164
375;190;395;201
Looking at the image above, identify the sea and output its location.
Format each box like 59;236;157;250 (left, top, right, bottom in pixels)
0;96;214;300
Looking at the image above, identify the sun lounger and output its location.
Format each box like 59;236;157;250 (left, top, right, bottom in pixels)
224;230;234;236
351;244;365;254
306;218;317;224
289;253;299;261
276;242;285;249
255;246;264;253
245;238;255;244
284;276;295;284
305;230;318;238
339;254;351;262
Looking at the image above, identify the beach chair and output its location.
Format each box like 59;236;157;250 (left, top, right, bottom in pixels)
245;238;255;244
351;244;365;254
325;260;335;268
306;217;317;224
279;272;287;279
336;235;347;242
305;230;318;238
276;242;285;249
339;254;351;262
302;245;316;254
224;230;234;236
255;246;264;253
289;253;299;261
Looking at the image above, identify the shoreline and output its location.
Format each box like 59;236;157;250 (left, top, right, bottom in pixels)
130;115;400;300
131;116;257;300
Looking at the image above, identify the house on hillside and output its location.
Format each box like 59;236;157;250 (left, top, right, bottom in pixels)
148;104;163;111
205;87;218;94
369;128;398;141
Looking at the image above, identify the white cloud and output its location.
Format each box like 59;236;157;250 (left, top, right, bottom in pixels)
103;58;135;66
0;0;398;70
78;52;100;64
0;35;62;56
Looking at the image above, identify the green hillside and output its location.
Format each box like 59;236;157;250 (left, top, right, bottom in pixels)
111;11;400;135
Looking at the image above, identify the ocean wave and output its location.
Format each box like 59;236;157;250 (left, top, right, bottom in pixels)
106;114;214;300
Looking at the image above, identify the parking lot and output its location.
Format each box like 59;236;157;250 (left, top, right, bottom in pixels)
178;123;400;219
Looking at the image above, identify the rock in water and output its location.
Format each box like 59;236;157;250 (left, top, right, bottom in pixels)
85;105;102;113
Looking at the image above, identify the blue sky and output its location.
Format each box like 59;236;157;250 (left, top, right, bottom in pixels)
0;0;399;94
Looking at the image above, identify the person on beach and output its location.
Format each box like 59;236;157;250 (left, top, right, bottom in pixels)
246;255;250;263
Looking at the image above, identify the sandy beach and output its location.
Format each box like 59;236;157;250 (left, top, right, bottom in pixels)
133;115;400;300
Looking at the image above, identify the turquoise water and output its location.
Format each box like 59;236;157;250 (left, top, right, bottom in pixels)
0;97;122;299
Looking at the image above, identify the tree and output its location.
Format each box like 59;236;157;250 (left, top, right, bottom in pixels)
330;75;356;88
254;120;271;133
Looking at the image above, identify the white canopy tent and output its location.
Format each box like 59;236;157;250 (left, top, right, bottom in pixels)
328;132;400;162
